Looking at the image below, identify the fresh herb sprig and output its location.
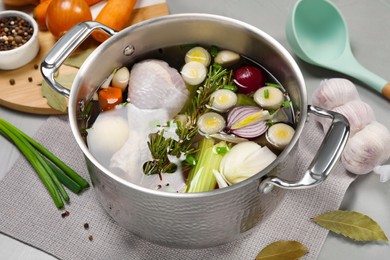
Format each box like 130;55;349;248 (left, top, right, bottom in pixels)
143;64;234;176
0;118;89;209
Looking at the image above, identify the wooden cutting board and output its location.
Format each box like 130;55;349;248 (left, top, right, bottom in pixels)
0;2;169;115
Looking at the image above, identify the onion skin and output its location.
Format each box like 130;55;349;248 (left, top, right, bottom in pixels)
46;0;92;39
233;66;266;94
226;106;268;138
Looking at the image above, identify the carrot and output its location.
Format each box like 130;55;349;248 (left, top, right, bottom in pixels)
92;0;137;43
33;0;104;31
85;0;103;5
3;0;39;6
33;0;51;30
98;87;123;111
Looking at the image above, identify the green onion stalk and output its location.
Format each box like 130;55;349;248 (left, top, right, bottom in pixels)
0;118;89;209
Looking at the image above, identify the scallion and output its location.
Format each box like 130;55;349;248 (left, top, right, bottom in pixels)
0;118;90;209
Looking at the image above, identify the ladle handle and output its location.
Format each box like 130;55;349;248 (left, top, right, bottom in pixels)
333;50;390;101
258;105;349;194
41;21;117;97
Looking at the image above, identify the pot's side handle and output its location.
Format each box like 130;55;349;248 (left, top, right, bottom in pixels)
259;105;350;194
41;21;117;97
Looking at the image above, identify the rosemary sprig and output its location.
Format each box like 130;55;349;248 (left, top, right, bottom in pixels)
143;63;235;176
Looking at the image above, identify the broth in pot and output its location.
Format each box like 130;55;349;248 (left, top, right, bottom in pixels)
84;44;296;193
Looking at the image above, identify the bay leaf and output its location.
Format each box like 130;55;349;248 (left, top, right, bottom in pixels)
42;74;76;113
256;240;308;260
64;48;95;69
312;210;388;242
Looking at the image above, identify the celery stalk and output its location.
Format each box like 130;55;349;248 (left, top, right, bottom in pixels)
186;138;226;193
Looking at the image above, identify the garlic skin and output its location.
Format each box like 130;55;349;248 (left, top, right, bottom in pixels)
312;78;360;110
341;121;390;175
317;100;375;136
219;141;277;184
373;165;390;183
311;78;390;176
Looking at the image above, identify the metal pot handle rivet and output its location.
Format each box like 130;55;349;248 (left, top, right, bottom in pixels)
258;105;350;194
123;45;135;56
41;21;117;97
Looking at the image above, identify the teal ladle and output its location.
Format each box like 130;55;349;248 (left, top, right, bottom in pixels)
286;0;390;100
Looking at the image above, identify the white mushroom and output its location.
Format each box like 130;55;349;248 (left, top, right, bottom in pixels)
312;78;360;109
341;121;390;175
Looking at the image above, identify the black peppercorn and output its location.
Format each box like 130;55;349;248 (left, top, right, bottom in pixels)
0;16;34;51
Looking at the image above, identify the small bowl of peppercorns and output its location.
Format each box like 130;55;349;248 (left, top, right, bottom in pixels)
0;10;39;70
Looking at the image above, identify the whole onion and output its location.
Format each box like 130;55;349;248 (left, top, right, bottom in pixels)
226;106;269;138
233;66;266;94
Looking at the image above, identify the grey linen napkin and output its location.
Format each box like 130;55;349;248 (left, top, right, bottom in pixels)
0;116;355;260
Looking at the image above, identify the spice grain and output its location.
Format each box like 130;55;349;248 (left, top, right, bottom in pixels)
0;16;33;51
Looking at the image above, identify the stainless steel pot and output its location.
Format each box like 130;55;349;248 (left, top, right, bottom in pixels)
41;14;349;248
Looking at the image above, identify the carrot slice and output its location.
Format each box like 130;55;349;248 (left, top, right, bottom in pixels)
98;87;123;111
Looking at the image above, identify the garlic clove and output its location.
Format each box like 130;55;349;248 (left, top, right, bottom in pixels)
214;50;240;67
312;78;360;110
317;100;375;136
112;67;130;91
341;121;390;175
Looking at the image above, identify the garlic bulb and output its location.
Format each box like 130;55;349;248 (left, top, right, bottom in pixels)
317;100;375;136
312;78;360;109
341;121;390;175
311;78;390;176
219;141;277;184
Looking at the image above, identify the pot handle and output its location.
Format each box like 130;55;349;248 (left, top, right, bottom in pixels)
41;21;117;97
258;105;350;194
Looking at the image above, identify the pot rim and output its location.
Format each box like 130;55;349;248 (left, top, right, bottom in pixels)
69;13;307;198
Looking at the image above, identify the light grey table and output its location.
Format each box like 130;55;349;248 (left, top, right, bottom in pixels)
1;0;390;259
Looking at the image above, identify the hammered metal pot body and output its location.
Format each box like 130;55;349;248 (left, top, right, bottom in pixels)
68;14;306;248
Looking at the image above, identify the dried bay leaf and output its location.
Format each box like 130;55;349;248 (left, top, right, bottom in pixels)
64;48;95;69
312;210;388;242
42;74;76;113
256;240;308;260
